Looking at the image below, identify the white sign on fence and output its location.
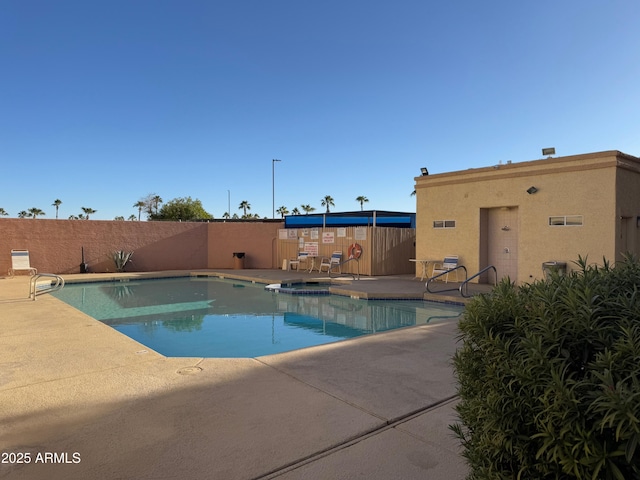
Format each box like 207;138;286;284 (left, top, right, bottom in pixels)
322;232;335;244
304;242;319;256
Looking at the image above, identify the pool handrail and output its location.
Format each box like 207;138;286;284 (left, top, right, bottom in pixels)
29;273;65;300
425;265;468;294
329;257;360;280
459;265;497;298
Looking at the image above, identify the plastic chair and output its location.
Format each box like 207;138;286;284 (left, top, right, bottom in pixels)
9;249;37;277
319;251;342;274
431;255;459;283
289;252;309;271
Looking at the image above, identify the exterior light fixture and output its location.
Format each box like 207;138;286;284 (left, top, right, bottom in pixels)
542;147;555;156
420;167;429;176
527;186;538;195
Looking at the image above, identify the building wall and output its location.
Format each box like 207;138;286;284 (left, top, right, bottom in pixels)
415;151;640;284
616;161;640;258
0;219;283;275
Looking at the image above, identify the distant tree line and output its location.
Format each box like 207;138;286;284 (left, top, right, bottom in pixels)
0;194;376;221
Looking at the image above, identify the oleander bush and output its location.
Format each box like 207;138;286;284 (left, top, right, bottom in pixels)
451;255;640;479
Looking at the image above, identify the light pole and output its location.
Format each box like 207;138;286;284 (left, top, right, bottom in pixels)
272;159;281;219
227;190;230;218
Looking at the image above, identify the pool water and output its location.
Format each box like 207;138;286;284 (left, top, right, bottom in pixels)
53;277;463;358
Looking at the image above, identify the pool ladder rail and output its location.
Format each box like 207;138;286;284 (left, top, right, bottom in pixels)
426;265;497;298
328;257;360;280
29;273;65;300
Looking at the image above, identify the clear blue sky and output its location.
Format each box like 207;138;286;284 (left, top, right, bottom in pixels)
2;1;639;220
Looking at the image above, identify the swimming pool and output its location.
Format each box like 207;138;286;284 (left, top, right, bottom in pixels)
53;277;463;358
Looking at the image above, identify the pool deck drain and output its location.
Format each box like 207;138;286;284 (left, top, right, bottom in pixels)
0;270;470;480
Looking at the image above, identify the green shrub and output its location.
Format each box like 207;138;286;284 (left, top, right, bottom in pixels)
111;250;134;273
451;256;640;479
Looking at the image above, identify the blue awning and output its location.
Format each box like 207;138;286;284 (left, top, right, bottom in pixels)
284;211;415;229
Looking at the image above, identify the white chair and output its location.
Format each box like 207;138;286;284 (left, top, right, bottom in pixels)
289;252;309;271
319;251;342;274
9;249;37;277
431;255;459;283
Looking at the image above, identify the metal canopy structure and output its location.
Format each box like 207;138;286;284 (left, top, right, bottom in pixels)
284;210;415;229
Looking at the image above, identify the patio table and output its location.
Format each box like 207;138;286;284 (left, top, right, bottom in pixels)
409;259;438;281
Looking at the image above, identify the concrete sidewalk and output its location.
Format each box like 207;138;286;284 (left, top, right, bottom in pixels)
0;272;468;480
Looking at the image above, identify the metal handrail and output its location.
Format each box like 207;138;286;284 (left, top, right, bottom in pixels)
425;265;468;294
29;273;65;300
459;265;497;298
329;257;360;280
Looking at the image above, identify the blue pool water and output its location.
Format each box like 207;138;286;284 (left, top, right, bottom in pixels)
53;277;463;358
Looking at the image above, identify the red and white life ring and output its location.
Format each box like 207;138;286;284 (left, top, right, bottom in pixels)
348;243;363;260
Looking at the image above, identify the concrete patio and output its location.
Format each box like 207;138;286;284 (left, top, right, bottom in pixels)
0;270;474;480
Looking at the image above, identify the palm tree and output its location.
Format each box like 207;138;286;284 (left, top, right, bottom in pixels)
81;207;96;219
355;196;369;211
0;208;9;216
239;200;251;217
128;215;137;221
18;211;28;218
291;207;300;215
114;216;125;221
28;207;45;218
52;199;62;219
410;190;416;196
321;195;334;213
300;204;315;215
133;201;146;221
152;195;163;214
276;206;289;218
222;212;230;219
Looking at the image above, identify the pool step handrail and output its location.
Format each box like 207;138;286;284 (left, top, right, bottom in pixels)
29;273;65;300
330;257;360;280
425;265;468;294
459;265;498;298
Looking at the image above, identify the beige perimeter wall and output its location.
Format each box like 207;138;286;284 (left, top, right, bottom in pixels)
0;219;283;275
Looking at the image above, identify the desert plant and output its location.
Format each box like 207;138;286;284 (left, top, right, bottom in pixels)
452;255;640;479
111;250;134;273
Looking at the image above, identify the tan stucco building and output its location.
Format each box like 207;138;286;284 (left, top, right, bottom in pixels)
414;150;640;285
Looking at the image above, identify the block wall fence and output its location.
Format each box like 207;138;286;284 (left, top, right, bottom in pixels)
0;219;283;275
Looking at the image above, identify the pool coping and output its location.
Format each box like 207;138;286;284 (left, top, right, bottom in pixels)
57;269;475;304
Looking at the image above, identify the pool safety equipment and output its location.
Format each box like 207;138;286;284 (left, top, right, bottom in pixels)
348;243;363;260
